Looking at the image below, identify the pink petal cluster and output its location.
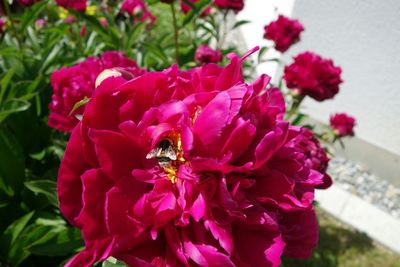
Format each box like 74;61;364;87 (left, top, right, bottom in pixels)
330;113;356;137
181;0;212;16
284;51;343;101
194;44;222;64
58;48;330;267
263;15;304;53
0;18;5;33
214;0;244;12
289;127;332;189
121;0;156;24
55;0;86;12
48;51;144;133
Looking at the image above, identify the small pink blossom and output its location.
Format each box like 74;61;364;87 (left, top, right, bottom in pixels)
330;113;356;137
284;51;343;101
121;0;156;24
194;44;222;64
214;0;244;12
48;51;144;132
264;15;304;53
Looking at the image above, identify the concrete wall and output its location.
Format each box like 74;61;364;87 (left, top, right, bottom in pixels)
238;0;400;157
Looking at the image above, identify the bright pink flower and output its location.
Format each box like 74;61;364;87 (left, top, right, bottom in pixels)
58;47;328;267
214;0;244;12
289;127;332;189
181;0;212;16
35;18;46;28
284;51;343;101
100;17;107;27
330;113;356;137
121;0;156;24
55;0;86;11
264;15;304;53
64;15;76;24
48;51;144;133
194;44;222;64
0;18;5;33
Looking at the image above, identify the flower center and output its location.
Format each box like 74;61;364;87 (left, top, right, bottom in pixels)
146;131;186;183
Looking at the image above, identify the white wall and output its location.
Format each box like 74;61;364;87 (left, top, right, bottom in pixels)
238;0;400;156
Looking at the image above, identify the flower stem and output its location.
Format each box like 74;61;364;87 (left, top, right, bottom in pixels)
286;94;305;120
170;3;179;64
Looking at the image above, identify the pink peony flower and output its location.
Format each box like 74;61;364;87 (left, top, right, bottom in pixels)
35;18;46;28
194;44;222;64
55;0;86;12
289;127;332;189
64;15;76;24
181;0;212;16
0;18;5;33
330;113;356;137
214;0;244;12
284;51;343;101
57;47;329;266
263;15;304;53
48;51;144;133
121;0;156;24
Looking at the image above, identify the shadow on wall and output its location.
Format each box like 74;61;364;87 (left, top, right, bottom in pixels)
282;208;400;267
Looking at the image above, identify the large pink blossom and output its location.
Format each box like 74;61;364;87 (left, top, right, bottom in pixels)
48;51;144;132
263;15;304;53
284;51;343;101
330;113;356;137
121;0;156;24
58;48;329;266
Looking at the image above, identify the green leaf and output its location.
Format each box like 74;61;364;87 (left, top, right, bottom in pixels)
0;127;25;196
0;99;31;123
0;212;35;248
29;227;83;257
0;66;16;104
182;0;212;26
24;180;58;207
20;1;47;32
232;20;251;30
69;97;90;116
257;46;269;63
102;257;128;267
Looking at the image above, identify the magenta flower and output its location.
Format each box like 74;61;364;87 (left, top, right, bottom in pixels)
330;113;356;137
121;0;156;24
57;48;329;266
0;18;5;33
55;0;86;12
289;127;332;189
263;15;304;53
35;18;46;28
284;51;343;101
194;44;222;64
48;51;144;133
214;0;244;12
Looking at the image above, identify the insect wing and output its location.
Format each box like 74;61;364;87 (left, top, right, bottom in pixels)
146;148;158;159
164;146;177;160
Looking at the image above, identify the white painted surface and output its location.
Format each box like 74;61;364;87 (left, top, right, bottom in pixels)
316;185;400;253
237;0;400;156
288;0;400;156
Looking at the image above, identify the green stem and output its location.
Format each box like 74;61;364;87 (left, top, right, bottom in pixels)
286;94;305;120
170;3;179;64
